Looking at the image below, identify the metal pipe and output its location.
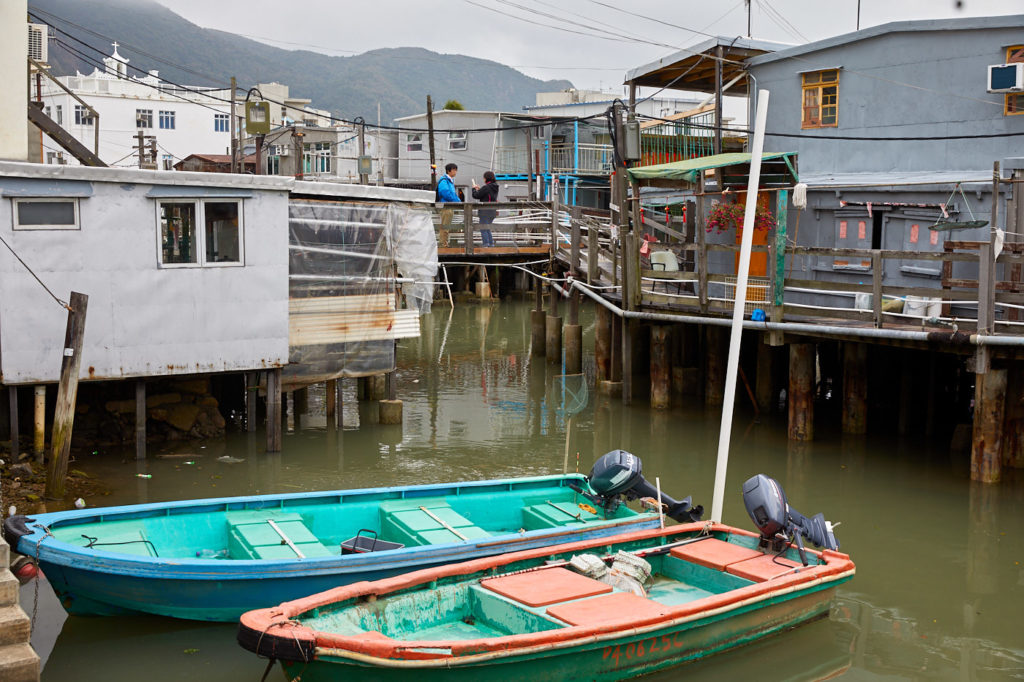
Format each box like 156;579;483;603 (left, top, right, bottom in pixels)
561;279;1024;347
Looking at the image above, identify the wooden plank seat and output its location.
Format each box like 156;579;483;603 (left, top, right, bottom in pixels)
226;512;333;560
546;591;670;627
669;537;762;570
380;500;489;547
480;567;611;607
725;554;801;582
521;501;603;530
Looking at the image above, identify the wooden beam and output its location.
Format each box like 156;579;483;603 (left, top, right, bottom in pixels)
45;292;88;499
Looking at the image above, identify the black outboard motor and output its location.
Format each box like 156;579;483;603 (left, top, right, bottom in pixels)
579;450;703;523
742;473;839;565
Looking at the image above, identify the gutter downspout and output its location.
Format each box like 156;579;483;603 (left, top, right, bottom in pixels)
553;279;1024;348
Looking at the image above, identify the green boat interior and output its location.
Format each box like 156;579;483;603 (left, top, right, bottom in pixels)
295;534;822;642
46;481;646;560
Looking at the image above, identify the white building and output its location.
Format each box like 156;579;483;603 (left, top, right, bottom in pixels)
37;44;330;170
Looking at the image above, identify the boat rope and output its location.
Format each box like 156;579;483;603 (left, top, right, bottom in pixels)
80;534;160;557
256;619;310;664
0;233;71;311
31;524;53;635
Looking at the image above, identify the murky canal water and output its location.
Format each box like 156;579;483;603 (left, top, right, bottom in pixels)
24;300;1024;681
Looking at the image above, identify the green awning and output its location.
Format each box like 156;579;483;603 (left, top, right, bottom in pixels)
626;152;798;186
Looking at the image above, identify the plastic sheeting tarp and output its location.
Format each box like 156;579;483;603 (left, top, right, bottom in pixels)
284;198;437;387
626;152;797;184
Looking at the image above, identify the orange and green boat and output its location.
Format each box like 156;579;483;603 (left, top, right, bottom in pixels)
238;520;855;681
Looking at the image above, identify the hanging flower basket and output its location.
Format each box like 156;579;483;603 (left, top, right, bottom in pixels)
706;201;777;234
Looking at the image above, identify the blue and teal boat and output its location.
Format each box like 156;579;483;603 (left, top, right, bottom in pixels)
3;474;659;621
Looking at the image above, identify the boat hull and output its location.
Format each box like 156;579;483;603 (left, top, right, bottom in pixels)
6;475;658;621
284;587;837;682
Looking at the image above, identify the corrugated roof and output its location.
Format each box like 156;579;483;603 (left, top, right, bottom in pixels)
627;152;797;185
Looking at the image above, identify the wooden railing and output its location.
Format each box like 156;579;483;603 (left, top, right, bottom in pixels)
431;201;565;254
556;221;1024;335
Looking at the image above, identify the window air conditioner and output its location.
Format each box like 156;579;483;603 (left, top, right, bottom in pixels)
28;24;48;63
988;63;1024;93
279;146;290;156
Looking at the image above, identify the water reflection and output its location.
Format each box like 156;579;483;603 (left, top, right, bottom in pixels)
23;300;1024;681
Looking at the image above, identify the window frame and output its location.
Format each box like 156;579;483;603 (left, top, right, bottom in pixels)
11;197;80;231
801;69;839;129
447;131;468;151
213;113;230;132
136;108;153;129
406;133;423;152
159;110;176;130
1005;46;1024;116
302;141;331;174
155;198;245;269
74;104;93;126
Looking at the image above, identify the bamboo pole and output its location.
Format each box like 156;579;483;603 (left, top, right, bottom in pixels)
45;292;88;500
710;91;770;523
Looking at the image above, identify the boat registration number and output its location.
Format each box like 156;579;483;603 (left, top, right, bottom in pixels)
602;633;684;667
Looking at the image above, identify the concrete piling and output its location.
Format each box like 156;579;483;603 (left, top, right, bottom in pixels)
546;285;562;364
842;342;868;434
378;399;403;425
788;343;815;441
565;291;582;375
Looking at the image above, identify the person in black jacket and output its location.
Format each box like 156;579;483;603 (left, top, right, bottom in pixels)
472;171;499;247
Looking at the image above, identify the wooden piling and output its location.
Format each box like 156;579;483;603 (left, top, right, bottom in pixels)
33;385;45;461
326;379;337;427
622;319;633;405
546;315;563;364
788;342;815;441
135;380;146;460
704;326;727;406
650;325;671;409
531;281;545;357
367;375;387;401
565;291;582;375
595;304;612;382
7;386;18;461
610;314;623;382
246;372;258;432
266;368;282;453
971;367;1006;483
45;291;88;500
755;337;774;414
841;342;868;435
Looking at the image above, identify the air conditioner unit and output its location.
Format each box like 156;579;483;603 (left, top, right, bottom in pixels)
28;23;48;64
988;63;1024;93
279;146;290;156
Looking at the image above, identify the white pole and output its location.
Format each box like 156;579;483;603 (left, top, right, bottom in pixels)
710;90;771;523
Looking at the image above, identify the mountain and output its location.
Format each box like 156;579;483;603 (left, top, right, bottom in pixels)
29;0;573;122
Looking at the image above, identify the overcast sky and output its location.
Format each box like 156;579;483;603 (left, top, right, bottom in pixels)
155;0;1020;92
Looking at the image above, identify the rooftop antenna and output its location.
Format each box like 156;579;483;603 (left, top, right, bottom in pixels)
857;0;861;30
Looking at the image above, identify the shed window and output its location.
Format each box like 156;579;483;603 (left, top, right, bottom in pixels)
447;131;468;151
1005;46;1024;116
801;70;839;128
12;198;79;230
406;133;423;152
158;200;243;267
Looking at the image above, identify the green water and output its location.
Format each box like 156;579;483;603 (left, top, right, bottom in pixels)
26;300;1024;681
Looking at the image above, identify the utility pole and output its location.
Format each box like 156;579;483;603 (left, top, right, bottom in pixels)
229;76;237;173
293;127;304;180
426;95;437;191
255;134;264;175
525;127;534;199
358;119;368;185
746;0;751;37
149;137;157;169
857;0;861;30
134;130;146;168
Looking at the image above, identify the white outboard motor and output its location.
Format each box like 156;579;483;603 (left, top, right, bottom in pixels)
580;450;703;522
742;474;839;565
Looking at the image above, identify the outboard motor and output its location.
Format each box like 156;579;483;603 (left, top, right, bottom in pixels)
579;450;703;523
742;473;839;565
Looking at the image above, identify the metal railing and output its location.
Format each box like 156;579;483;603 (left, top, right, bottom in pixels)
494;143;615;176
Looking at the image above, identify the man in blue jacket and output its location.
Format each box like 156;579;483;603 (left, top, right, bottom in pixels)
436;163;460;247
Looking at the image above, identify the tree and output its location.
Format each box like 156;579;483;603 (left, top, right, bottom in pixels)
443;99;465;111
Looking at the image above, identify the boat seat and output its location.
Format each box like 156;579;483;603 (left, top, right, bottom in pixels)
380;501;489;547
726;553;801;582
669;538;762;571
546;591;670;627
521;501;603;530
226;512;333;560
481;567;611;607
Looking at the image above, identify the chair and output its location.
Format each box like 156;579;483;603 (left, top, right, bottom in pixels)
649;250;683;294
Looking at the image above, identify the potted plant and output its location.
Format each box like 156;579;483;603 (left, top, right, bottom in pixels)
706;200;777;234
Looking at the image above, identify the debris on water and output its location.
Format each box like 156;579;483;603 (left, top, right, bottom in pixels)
184;461;196;465
136;473;152;479
183;648;199;654
156;453;202;459
216;456;244;464
9;505;17;517
74;498;86;509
